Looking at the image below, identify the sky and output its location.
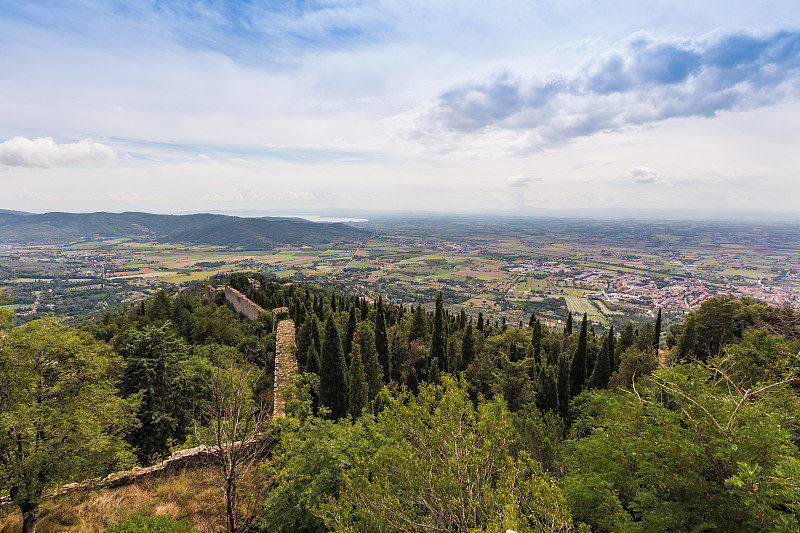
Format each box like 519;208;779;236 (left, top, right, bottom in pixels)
1;0;800;217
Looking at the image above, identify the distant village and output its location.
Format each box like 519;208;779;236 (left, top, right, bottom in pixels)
509;260;800;312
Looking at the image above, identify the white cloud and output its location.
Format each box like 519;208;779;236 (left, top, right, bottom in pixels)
630;166;662;184
0;137;115;168
508;174;541;187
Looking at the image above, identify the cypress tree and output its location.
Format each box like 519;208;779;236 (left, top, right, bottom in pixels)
608;325;618;376
345;306;357;361
360;298;369;321
565;312;573;336
569;313;588;398
509;341;519;363
359;324;382;401
529;312;536;329
653;308;662;352
477;312;484;332
296;313;319;371
459;308;467;330
330;293;337;313
348;344;368;417
320;315;348;419
531;319;543;366
461;321;475;369
410;304;427;343
537;364;558;414
390;330;409;382
557;353;570;421
307;342;320;375
589;333;611;390
431;292;448;373
374;296;390;383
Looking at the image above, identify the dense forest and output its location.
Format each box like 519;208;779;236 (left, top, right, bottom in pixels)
2;275;800;532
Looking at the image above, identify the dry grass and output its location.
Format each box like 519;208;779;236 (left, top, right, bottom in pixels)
0;468;224;533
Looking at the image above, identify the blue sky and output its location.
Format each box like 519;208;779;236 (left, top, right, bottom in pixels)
1;1;799;215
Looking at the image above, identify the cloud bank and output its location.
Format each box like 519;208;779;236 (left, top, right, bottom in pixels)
0;137;115;168
422;29;800;148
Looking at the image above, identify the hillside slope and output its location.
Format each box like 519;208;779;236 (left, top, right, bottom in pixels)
0;211;369;248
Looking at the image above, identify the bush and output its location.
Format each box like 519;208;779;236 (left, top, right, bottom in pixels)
105;515;196;533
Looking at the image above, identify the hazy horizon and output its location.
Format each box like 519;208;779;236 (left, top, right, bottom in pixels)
1;2;799;215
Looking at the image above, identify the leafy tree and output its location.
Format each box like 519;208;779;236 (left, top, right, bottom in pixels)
609;346;658;390
258;415;386;533
0;317;137;533
565;360;800;531
320;315;348;419
618;322;635;354
320;377;580;532
674;314;697;361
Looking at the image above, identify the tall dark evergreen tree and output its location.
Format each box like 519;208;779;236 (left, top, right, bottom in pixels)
374;296;390;383
509;341;519;363
348;345;368;417
431;292;448;373
557;353;570;422
653;308;662;352
320;315;348;419
459;308;467;330
537;364;558;414
589;333;611;390
345;306;357;361
477;312;484;332
390;330;409;382
569;313;588;398
565;312;573;336
358;325;382;401
607;325;617;376
360;298;369;321
531;319;543;366
529;312;536;329
306;342;320;375
330;293;337;313
461;321;475;370
410;304;428;344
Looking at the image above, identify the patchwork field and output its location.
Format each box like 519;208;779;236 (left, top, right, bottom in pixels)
2;216;800;330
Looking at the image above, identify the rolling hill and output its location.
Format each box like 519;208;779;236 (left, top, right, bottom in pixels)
0;211;369;248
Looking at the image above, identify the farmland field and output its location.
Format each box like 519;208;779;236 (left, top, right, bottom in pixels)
2;215;800;330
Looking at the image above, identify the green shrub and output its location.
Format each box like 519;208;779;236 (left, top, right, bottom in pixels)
105;515;196;533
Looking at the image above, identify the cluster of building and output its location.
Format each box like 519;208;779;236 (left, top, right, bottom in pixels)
510;261;800;312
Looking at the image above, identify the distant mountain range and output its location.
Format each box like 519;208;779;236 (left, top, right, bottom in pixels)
0;211;370;248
